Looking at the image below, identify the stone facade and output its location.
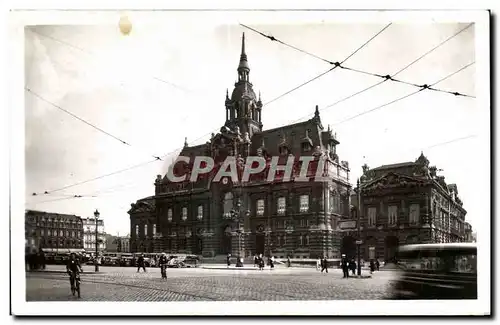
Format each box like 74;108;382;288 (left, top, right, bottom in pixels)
83;217;106;252
128;33;351;259
341;153;468;263
25;210;84;253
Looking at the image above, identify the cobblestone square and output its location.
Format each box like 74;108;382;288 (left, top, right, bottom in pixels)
26;267;396;301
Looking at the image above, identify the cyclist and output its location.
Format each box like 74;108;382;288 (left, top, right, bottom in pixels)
158;252;168;280
66;252;83;297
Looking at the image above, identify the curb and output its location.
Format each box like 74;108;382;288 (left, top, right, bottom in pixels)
28;270;103;275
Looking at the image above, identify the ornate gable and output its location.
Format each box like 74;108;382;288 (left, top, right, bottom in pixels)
362;172;429;193
128;198;155;214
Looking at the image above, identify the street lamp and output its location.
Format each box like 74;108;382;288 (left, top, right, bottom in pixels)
94;209;100;272
230;198;250;266
356;179;362;276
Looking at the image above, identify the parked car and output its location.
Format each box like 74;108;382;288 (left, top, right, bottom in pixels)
391;243;477;299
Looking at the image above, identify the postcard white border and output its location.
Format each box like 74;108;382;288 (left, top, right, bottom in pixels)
7;4;491;317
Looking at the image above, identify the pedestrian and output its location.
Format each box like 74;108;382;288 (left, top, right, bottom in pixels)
341;254;349;278
137;254;147;273
39;250;46;270
159;252;168;280
254;255;258;268
226;253;231;268
259;254;264;270
269;256;275;270
286;256;291;268
350;259;357;276
321;256;328;273
376;259;380;271
316;257;321;271
370;259;375;274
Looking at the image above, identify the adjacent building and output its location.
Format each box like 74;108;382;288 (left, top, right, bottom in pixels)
83;217;106;252
104;234;131;252
129;33;352;259
25;210;84;253
341;153;468;263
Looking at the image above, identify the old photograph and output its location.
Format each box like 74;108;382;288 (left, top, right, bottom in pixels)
10;8;490;316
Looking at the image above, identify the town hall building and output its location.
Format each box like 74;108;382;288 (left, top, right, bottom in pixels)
129;33;352;260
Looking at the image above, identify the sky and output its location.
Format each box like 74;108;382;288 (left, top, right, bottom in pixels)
24;19;485;236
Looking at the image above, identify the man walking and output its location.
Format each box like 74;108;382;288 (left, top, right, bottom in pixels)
137;254;146;273
321;256;328;273
158;253;168;280
341;255;349;278
350;259;357;276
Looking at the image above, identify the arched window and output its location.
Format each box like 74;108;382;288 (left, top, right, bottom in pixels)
223;192;234;218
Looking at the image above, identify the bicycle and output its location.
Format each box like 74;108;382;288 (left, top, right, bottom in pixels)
69;271;81;298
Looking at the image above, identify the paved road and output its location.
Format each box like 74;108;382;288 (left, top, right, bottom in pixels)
26;267;396;301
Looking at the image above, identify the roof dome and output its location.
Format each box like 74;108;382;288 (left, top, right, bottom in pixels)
231;84;257;101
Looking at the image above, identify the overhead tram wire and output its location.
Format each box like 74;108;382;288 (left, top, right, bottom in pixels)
25;87;163;161
241;23;475;99
281;26;475;126
31;23;392;197
27;28;191;94
28;132;479;206
333;61;475;126
261;23;393;108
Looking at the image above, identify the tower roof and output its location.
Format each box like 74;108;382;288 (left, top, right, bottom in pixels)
238;32;250;71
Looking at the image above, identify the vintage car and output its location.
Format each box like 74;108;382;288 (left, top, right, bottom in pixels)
391;243;477;299
166;255;200;268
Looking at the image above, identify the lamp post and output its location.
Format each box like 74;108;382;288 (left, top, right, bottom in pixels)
356;179;362;276
94;209;100;272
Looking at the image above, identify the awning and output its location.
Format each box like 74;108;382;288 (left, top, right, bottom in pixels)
41;248;85;254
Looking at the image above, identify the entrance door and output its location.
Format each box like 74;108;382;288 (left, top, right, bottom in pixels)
256;234;265;256
341;236;356;260
221;225;232;254
385;236;399;263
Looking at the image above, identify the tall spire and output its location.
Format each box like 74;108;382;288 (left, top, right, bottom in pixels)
241;32;247;61
238;32;250;73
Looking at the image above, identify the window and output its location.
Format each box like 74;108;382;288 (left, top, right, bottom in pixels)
300;195;309;212
195;205;203;220
135;225;139;236
223;192;234;219
276;235;281;246
299;235;303;246
284;234;287;245
59;230;63;236
388;205;398;225
182;207;188;221
409;204;420;224
41;229;45;236
256;199;265;216
167;208;173;222
71;231;75;237
368;207;377;226
300;219;305;227
305;235;310;246
153;224;156;236
277;197;286;215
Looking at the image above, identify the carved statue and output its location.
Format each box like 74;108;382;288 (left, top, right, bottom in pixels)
429;166;437;178
362;163;370;174
340;160;349;169
243;131;251;143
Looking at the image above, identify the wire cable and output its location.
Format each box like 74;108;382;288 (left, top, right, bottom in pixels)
242;23;475;99
333;61;475;126
262;23;392;108
25;87;163;161
27;28;191;93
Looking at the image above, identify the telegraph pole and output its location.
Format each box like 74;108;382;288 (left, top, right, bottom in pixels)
356;179;362;276
94;209;100;272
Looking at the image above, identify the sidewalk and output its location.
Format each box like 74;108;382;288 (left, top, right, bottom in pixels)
27;264;104;274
